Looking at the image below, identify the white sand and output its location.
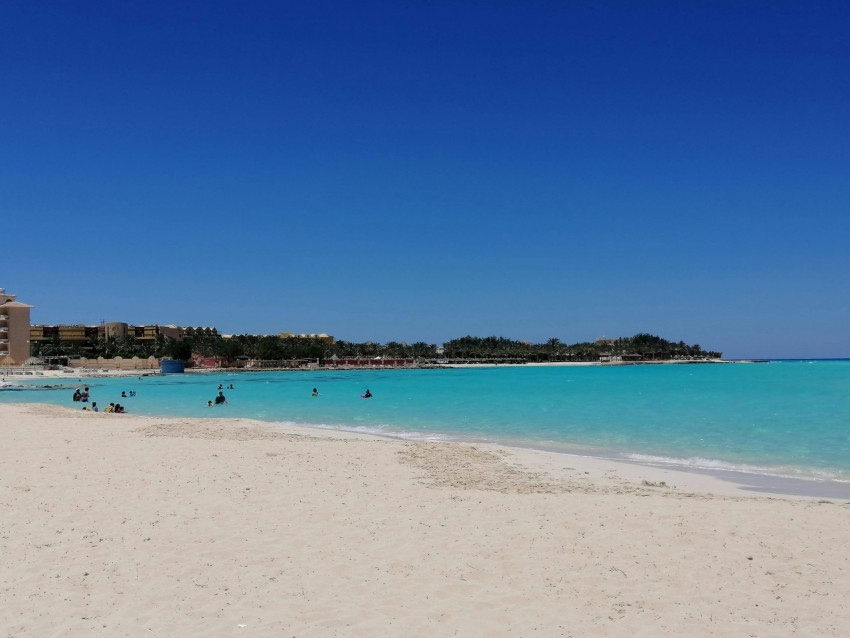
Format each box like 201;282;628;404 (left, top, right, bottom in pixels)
1;403;848;637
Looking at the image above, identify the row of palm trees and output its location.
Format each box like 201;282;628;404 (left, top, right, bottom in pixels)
441;333;720;361
31;331;720;364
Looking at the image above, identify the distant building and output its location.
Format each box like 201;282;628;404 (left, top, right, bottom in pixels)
91;323;180;341
102;321;129;339
0;288;33;365
595;337;618;347
128;324;183;340
278;332;335;345
182;326;219;337
30;325;100;342
30;323;215;343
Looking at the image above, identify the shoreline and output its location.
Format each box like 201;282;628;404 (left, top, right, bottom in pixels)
266;417;850;499
479;438;850;500
1;402;849;636
0;378;850;499
2;402;844;500
2;357;745;380
0;403;843;502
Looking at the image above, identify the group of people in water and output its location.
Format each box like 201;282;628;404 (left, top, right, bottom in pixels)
71;379;375;411
312;387;373;398
208;383;234;406
73;385;134;414
207;382;371;405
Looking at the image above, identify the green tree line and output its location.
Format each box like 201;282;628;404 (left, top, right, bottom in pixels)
441;333;719;361
31;331;720;364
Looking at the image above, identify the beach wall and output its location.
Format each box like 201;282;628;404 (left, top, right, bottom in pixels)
323;358;416;367
68;356;159;370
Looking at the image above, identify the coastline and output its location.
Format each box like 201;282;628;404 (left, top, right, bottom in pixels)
3;402;764;498
2;402;848;636
4;363;850;496
1;357;743;380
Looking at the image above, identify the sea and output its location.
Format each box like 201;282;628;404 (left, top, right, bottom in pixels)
3;360;850;495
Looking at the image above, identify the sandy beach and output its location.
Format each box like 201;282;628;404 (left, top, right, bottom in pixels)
1;403;848;637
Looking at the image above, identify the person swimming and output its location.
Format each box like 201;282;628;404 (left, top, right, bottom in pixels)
312;388;319;397
363;389;372;398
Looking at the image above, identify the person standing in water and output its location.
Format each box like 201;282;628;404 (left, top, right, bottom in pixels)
312;388;319;397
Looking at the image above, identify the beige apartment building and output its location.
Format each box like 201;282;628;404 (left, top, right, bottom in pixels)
94;322;186;341
29;325;99;342
30;323;216;343
0;289;33;365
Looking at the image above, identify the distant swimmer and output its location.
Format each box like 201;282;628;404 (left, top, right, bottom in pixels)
214;391;227;405
362;389;373;399
228;384;234;390
312;388;319;397
218;384;223;390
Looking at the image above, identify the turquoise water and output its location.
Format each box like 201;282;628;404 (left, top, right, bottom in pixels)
3;361;850;482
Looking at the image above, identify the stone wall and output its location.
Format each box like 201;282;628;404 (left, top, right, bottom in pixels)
68;356;160;370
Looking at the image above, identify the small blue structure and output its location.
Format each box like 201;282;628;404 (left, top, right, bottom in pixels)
160;359;186;374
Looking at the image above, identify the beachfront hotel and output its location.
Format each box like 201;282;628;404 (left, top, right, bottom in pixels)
29;323;218;343
0;289;33;365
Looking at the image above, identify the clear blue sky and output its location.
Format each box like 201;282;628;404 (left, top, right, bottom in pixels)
2;1;848;358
